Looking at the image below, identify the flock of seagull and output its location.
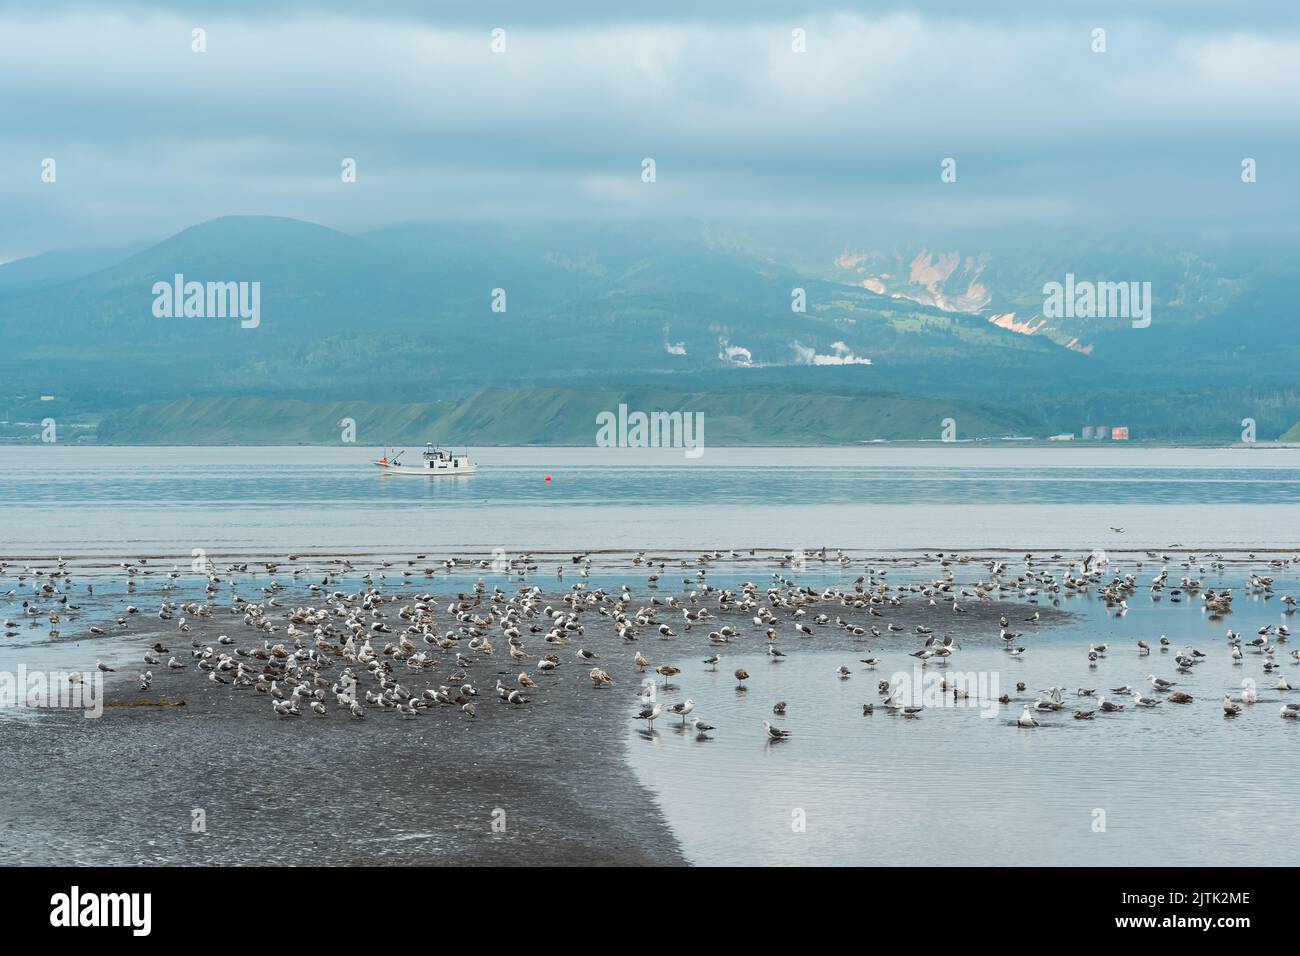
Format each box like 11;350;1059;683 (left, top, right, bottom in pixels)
3;546;1299;738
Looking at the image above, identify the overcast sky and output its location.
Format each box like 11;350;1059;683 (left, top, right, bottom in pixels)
1;1;1296;261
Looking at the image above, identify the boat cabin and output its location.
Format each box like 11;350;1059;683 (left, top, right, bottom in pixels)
418;445;471;471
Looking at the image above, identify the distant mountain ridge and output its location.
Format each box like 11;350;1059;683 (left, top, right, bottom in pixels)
2;215;1297;441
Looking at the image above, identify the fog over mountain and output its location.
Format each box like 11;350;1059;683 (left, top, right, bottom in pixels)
1;1;1295;441
1;215;1296;441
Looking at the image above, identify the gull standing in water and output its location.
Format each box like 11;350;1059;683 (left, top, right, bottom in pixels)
762;719;790;740
668;699;695;725
635;702;663;727
655;664;680;685
691;716;715;738
1017;705;1039;728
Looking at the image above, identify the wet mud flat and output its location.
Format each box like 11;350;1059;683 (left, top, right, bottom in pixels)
0;576;1068;866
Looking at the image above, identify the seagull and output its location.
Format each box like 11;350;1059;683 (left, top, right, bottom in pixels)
734;667;749;686
1098;696;1125;713
95;660;114;673
690;716;715;737
762;719;790;740
635;703;663;727
1147;675;1177;691
702;653;720;670
1280;703;1300;719
1223;696;1242;717
1131;691;1161;708
668;699;695;724
655;664;680;685
1017;705;1039;728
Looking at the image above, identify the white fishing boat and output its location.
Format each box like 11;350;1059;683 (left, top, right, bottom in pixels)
372;444;476;476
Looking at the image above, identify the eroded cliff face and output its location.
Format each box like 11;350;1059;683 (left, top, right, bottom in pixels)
835;248;991;312
834;247;1094;354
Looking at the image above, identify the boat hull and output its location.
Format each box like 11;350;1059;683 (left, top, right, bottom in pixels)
373;462;477;476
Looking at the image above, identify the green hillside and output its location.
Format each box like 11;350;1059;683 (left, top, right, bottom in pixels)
94;388;1041;445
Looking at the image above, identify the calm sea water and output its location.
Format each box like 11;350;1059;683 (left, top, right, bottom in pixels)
1;445;1297;865
2;444;1300;554
625;566;1300;866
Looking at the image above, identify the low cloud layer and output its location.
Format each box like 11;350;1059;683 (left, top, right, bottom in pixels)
1;4;1296;259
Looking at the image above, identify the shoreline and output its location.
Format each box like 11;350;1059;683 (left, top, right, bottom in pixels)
4;546;1298;567
0;566;1072;866
3;439;1291;449
0;614;689;866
